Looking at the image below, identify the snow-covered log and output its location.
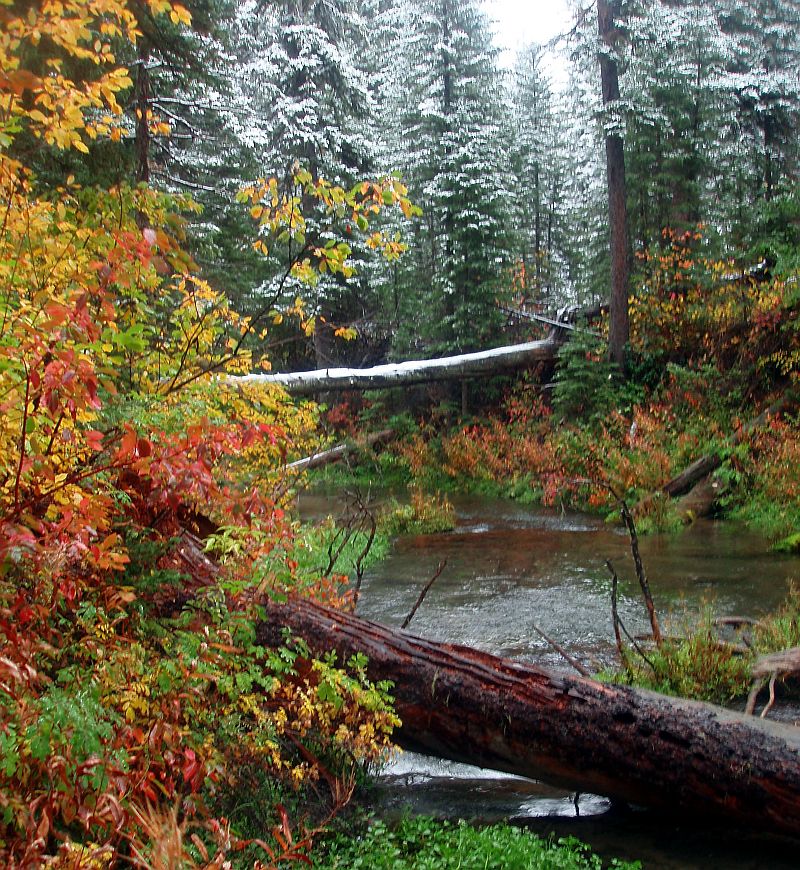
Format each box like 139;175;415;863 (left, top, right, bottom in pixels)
233;338;561;396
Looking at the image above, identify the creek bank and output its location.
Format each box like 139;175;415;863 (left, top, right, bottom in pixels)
297;492;800;862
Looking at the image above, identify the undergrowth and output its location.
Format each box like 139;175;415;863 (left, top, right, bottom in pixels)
379;489;456;536
313;817;641;870
604;589;800;704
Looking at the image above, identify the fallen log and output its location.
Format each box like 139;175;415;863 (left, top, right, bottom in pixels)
636;395;790;515
662;454;723;499
286;429;394;472
257;597;800;839
673;473;727;521
232;338;561;396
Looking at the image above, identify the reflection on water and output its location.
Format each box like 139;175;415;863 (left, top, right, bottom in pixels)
301;491;800;672
299;491;800;867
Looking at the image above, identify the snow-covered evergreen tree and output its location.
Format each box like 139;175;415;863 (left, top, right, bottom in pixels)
385;0;514;355
510;44;571;307
220;0;390;365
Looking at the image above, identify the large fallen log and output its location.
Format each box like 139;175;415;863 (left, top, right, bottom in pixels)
257;597;800;839
233;338;561;396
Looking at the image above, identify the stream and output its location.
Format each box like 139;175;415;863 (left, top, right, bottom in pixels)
299;492;800;868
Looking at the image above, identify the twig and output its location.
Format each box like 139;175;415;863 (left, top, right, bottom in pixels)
713;616;757;628
761;674;777;719
606;559;626;664
531;623;592;678
350;491;376;611
13;361;31;513
745;677;765;715
605;560;656;674
619;619;656;674
324;523;350;576
401;561;446;630
618;498;662;647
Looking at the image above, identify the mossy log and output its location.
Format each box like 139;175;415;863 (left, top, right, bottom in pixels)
257;597;800;839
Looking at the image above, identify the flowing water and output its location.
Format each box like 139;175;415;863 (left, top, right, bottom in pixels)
299;492;800;867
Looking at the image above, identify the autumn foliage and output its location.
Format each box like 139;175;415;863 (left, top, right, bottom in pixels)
389;226;800;534
0;1;411;864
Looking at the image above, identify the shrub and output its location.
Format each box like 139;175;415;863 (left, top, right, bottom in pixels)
314;817;641;870
379;489;456;537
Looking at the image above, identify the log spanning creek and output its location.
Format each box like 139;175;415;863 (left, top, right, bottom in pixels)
299;493;800;868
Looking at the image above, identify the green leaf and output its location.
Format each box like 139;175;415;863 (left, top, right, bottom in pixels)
316;679;343;710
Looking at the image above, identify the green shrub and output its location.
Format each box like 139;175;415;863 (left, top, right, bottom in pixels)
314;817;641;870
379;490;456;536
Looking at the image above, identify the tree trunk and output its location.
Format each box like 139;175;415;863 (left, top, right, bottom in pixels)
256;597;800;839
597;0;630;372
232;338;561;395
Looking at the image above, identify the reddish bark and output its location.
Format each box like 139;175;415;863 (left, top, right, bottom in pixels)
257;597;800;839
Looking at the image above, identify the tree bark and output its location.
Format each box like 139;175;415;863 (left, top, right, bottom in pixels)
597;0;630;371
256;597;800;839
662;453;724;499
674;474;726;521
232;338;561;396
134;43;151;187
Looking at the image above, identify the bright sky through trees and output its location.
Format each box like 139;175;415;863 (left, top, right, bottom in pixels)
481;0;572;81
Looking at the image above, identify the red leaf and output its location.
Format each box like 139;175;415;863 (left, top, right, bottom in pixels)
85;430;104;451
119;426;138;458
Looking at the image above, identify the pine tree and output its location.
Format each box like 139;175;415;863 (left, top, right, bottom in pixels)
510;44;570;307
387;0;513;355
220;0;383;366
623;1;724;249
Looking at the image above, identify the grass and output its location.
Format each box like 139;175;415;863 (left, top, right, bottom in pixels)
603;589;800;704
379;489;456;536
313;817;641;870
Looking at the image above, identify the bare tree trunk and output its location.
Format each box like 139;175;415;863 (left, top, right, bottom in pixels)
135;43;151;187
256;597;800;839
598;0;630;372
